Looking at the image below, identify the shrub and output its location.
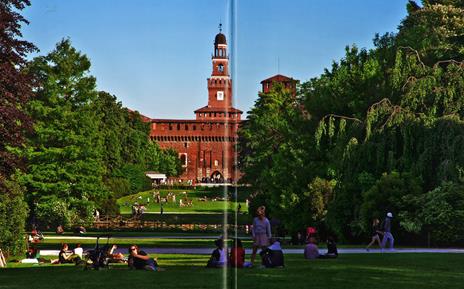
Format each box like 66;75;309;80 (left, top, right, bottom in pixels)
0;177;29;256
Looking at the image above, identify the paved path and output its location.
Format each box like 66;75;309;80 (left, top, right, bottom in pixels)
39;247;464;256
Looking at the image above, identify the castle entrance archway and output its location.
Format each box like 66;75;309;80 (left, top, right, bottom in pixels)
211;171;224;183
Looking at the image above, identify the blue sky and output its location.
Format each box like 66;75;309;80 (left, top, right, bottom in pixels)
22;0;409;119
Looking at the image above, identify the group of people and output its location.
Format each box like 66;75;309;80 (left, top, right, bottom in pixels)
51;243;83;264
366;212;395;251
131;203;147;218
48;243;162;271
207;206;284;268
206;237;285;269
206;205;341;268
21;206;395;270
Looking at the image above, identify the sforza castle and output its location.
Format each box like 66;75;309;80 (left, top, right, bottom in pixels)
146;28;297;184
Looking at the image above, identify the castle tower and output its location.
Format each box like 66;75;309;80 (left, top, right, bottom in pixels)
150;25;242;184
195;24;242;121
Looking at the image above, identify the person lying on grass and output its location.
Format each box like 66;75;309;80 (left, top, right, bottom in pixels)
107;244;126;263
128;245;163;271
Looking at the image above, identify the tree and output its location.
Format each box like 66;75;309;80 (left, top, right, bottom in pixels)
400;181;464;245
306;0;464;242
239;84;318;232
397;1;464;64
24;39;107;227
0;0;36;255
0;0;36;183
93;91;183;202
93;91;129;173
241;0;464;244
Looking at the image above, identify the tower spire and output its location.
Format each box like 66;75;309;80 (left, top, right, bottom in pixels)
219;22;222;33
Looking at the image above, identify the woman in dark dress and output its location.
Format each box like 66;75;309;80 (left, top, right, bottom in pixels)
366;218;383;251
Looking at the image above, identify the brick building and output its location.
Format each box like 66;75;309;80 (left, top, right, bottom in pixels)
149;29;242;184
146;28;298;184
260;74;298;96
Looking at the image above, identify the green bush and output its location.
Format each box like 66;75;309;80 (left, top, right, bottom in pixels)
35;195;73;228
0;177;29;256
114;164;151;194
68;198;95;226
401;181;464;245
96;196;120;216
104;177;131;198
359;171;422;234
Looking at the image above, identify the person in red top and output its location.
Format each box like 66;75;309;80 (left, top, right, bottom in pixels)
229;238;245;268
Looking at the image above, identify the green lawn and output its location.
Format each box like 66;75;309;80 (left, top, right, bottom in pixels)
117;189;248;214
2;254;463;289
118;212;250;225
35;237;251;249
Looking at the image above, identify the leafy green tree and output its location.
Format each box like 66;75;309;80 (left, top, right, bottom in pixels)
94;91;183;200
0;0;36;255
397;1;464;64
23;39;107;227
400;181;464;245
239;84;320;232
242;0;464;244
93;91;129;173
114;164;152;194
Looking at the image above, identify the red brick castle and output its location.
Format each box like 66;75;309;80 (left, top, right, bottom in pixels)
150;27;242;184
146;27;298;184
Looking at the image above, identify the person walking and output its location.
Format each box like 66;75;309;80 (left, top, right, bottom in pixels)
381;212;394;251
366;218;383;251
250;206;271;265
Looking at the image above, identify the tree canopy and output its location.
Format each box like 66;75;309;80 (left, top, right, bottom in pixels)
240;0;464;245
0;0;36;255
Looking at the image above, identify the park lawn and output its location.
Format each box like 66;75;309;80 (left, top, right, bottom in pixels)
117;189;248;214
36;237;253;249
118;212;250;225
41;231;231;238
2;254;463;289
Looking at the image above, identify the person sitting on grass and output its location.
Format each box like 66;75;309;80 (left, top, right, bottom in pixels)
304;237;338;259
73;243;83;259
207;238;227;268
128;245;161;271
304;237;320;259
52;243;82;264
322;236;338;259
229;238;245;268
260;238;284;268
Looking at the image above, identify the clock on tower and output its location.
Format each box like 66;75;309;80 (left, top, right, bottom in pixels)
217;91;224;101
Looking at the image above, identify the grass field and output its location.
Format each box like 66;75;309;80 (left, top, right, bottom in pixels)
2;254;463;289
35;237;251;249
118;212;250;225
117;188;248;214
